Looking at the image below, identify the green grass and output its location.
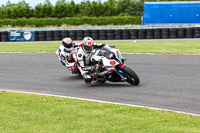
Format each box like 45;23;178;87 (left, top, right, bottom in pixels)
110;40;200;54
0;42;60;53
0;92;200;133
0;40;200;54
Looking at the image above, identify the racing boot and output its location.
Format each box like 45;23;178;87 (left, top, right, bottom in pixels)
83;72;93;84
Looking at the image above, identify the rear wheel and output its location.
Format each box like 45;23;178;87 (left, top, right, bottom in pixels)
122;66;140;85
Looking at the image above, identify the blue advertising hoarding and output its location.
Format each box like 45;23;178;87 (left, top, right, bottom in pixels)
8;30;35;41
143;1;200;25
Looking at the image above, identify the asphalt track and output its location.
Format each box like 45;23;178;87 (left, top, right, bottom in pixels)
0;53;200;115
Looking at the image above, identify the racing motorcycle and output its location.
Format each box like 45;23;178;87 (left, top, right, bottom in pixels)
79;45;140;85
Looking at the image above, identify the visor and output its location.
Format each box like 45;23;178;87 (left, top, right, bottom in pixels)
83;45;93;52
63;41;73;48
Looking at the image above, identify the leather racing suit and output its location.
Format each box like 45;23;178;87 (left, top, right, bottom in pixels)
76;43;107;84
56;44;79;74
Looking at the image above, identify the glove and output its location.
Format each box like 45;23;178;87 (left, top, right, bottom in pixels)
82;66;93;71
109;45;115;48
65;63;75;68
60;54;66;60
82;65;97;72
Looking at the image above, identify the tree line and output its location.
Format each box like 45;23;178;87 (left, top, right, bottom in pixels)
0;0;195;19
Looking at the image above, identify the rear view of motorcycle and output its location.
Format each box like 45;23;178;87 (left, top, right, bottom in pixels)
80;44;140;85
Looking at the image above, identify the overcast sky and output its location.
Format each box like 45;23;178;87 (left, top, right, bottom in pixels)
0;0;108;8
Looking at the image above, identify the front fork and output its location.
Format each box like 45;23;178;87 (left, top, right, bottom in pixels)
116;63;127;80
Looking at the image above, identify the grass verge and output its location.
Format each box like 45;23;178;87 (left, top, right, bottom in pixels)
0;40;200;54
0;92;200;133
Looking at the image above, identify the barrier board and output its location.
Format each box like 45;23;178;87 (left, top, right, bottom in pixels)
8;30;35;41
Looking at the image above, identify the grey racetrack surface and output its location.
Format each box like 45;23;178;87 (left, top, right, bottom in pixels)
0;53;200;115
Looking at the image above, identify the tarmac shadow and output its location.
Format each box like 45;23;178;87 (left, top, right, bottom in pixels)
88;81;140;88
60;75;141;88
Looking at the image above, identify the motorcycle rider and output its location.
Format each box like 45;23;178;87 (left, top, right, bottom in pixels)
56;37;79;74
76;37;107;84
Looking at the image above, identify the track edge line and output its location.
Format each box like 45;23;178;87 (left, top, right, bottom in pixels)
1;89;200;116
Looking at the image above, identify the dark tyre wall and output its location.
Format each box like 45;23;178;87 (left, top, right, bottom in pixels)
130;29;138;39
194;27;200;38
38;31;46;41
185;28;194;38
122;29;130;39
1;27;200;42
53;30;61;41
99;30;107;40
146;29;154;39
69;30;76;40
107;30;115;40
0;32;8;42
34;31;39;41
84;30;91;38
162;28;169;39
170;28;177;39
177;28;185;38
76;30;84;40
138;29;146;39
46;31;53;41
91;30;99;40
61;30;68;39
154;29;162;39
115;29;122;39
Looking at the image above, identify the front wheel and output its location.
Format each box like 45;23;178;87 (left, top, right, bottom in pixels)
122;66;140;85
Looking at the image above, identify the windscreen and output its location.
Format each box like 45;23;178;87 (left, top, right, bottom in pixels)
98;47;115;59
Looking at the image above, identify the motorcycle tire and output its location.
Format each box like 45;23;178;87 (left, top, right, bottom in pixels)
122;66;140;85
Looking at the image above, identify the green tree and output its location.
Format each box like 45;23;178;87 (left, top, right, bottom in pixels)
79;0;93;16
90;1;105;17
103;0;118;16
0;0;32;19
15;0;33;18
54;0;77;18
33;0;54;18
33;4;44;18
67;0;77;17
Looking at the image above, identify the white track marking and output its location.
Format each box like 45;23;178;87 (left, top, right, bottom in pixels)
1;89;199;116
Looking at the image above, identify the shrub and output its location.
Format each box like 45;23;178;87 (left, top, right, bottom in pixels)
0;16;141;27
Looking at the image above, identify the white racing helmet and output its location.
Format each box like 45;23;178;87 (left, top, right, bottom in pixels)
82;37;94;53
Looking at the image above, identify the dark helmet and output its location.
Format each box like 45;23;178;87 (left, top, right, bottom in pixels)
82;37;94;53
62;37;73;49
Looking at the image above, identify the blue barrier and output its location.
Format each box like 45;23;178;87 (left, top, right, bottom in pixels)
143;1;200;25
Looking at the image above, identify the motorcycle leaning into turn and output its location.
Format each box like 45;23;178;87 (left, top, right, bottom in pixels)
73;44;140;85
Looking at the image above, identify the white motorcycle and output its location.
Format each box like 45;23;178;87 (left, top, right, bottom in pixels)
80;45;140;85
